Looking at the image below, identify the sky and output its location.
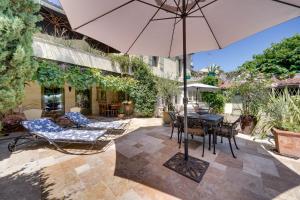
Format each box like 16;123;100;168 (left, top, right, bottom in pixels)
47;0;299;72
192;17;300;72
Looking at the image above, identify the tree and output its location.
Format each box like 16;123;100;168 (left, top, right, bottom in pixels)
200;76;225;113
228;73;270;118
156;77;180;111
239;34;300;79
130;58;158;117
0;0;41;115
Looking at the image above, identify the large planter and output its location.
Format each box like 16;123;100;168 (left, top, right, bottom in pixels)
163;111;171;125
124;102;133;115
118;113;125;119
241;115;256;135
272;128;300;158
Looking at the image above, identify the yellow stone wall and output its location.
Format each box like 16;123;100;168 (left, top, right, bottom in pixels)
64;84;76;112
22;82;121;116
22;81;42;109
91;86;99;115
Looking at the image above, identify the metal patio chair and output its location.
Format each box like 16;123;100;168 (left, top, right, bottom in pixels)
178;116;207;157
168;111;181;143
213;117;240;158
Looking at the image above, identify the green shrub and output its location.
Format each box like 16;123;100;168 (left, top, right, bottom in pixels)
200;76;225;113
130;58;157;117
156;77;180;111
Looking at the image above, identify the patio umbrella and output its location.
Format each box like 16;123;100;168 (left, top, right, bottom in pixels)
60;0;300;180
181;83;219;92
180;83;219;103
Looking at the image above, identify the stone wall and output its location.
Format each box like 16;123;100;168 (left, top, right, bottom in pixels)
22;81;42;109
64;84;76;112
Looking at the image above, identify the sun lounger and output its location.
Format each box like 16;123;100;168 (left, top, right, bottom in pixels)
8;118;108;153
64;112;129;130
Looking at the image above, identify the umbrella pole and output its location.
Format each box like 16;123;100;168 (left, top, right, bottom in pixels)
182;0;189;161
164;0;211;182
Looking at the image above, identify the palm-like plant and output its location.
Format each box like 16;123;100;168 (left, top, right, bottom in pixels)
256;89;300;137
207;64;221;76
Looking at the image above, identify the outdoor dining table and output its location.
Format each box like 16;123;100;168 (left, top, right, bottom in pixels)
180;112;240;154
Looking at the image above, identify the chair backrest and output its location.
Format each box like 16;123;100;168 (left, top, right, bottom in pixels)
70;107;81;112
23;109;43;120
65;112;91;125
22;118;64;133
224;103;233;115
187;118;203;129
168;111;177;122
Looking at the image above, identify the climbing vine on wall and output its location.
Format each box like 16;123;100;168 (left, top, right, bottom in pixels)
34;60;65;88
65;67;98;91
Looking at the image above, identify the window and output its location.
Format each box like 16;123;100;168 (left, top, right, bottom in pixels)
178;58;182;77
149;56;158;67
188;90;198;102
42;87;64;113
76;89;91;115
159;57;164;71
97;88;107;102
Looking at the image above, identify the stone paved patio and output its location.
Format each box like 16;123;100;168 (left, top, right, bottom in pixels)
0;118;299;200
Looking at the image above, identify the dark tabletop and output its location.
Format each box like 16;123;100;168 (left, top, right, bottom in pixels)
198;114;223;123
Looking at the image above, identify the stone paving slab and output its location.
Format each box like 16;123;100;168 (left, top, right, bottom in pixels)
0;118;299;200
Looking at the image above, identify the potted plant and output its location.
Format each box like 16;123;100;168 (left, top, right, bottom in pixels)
256;89;300;157
156;77;180;124
122;100;133;115
118;106;125;118
228;73;270;134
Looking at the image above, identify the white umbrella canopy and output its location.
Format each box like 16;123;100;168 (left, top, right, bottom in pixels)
180;83;219;92
60;0;299;180
59;0;299;57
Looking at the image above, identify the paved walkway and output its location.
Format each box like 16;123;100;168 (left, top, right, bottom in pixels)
0;118;299;200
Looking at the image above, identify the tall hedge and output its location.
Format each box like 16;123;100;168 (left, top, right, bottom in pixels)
0;0;41;114
130;58;158;117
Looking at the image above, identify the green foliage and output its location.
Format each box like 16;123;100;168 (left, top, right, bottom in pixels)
34;59;136;93
130;58;157;117
240;34;300;79
228;73;270;118
156;77;180;111
255;89;300;137
0;0;41;114
109;54;131;74
35;60;65;88
66;67;98;91
100;75;136;93
201;76;220;86
207;64;221;76
200;76;225;113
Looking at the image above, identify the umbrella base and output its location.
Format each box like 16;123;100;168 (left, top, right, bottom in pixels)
163;152;209;183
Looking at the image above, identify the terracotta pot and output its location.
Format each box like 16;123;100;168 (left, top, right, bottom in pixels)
162;111;171;124
272;128;300;158
118;114;125;119
124;104;133;115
